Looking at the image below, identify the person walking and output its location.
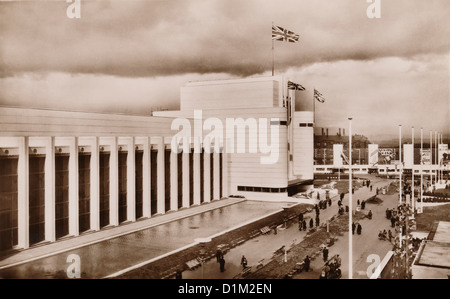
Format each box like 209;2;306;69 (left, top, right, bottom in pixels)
316;215;320;227
241;255;248;269
216;249;223;263
298;212;304;223
357;223;362;235
340;192;345;201
352;222;356;235
323;246;329;262
302;219;307;231
309;218;314;229
303;255;311;272
219;257;226;272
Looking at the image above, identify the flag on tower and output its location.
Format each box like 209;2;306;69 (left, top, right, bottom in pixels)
314;89;325;103
272;25;299;43
288;80;305;91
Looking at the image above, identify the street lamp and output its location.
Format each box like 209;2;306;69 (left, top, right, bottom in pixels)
348;117;353;279
195;237;212;279
399;125;402;205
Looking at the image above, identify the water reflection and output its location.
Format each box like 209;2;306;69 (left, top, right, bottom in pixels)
0;201;289;278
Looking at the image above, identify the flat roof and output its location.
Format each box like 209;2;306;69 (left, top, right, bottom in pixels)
417;241;450;269
433;221;450;243
415;221;450;269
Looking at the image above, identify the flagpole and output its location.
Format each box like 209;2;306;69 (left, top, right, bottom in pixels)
420;128;423;213
412;126;414;211
399;125;402;205
348;117;353;280
435;131;437;185
430;130;432;188
272;22;274;76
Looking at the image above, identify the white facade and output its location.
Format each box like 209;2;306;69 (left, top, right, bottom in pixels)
0;76;315;252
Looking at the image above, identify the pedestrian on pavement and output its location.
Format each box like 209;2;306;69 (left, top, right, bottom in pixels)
357;199;360;206
368;210;373;220
316;215;320;227
309;218;314;229
303;255;311;272
298;212;304;223
328;198;332;207
175;269;182;279
361;200;366;210
370;185;373;192
335;255;341;267
241;255;248;269
340;192;345;201
219;257;226;272
323;246;329;262
352;222;356;235
216;249;223;263
390;216;396;228
352;187;355;194
338;200;342;207
357;223;362;235
302;220;307;231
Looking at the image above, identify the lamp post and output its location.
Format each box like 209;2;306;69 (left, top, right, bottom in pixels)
195;237;212;279
412;127;414;211
420;128;423;214
399;125;402;205
348;117;353;279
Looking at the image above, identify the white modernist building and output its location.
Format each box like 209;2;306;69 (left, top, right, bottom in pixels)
0;76;315;252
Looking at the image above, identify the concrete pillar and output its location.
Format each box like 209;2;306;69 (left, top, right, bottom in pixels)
126;137;136;222
203;148;211;203
44;136;56;242
182;146;190;208
68;137;79;236
213;151;220;200
90;137;100;231
156;138;165;214
142;137;151;218
193;137;201;206
170;147;178;211
109;137;119;226
221;151;229;198
17;137;29;249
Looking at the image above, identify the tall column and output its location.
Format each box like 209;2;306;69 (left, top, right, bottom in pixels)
142;137;151;218
68;137;79;236
90;137;100;231
182;144;190;208
411;127;414;210
221;151;229;198
399;125;402;205
109;137;119;226
156;138;165;214
126;137;136;222
203;148;211;203
44;136;56;242
193;137;201;206
170;146;178;211
348;118;353;279
17;136;29;249
213;151;220;200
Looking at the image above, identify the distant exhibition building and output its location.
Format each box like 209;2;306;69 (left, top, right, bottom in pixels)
0;76;316;252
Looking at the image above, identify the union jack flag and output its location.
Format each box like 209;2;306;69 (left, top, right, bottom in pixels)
288;80;305;91
272;25;299;43
314;89;325;103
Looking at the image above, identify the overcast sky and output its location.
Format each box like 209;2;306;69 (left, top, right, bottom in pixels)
0;0;449;141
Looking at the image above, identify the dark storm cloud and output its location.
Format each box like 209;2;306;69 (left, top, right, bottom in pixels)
0;0;449;78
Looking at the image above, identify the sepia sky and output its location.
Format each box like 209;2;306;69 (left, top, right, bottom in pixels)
0;0;449;141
